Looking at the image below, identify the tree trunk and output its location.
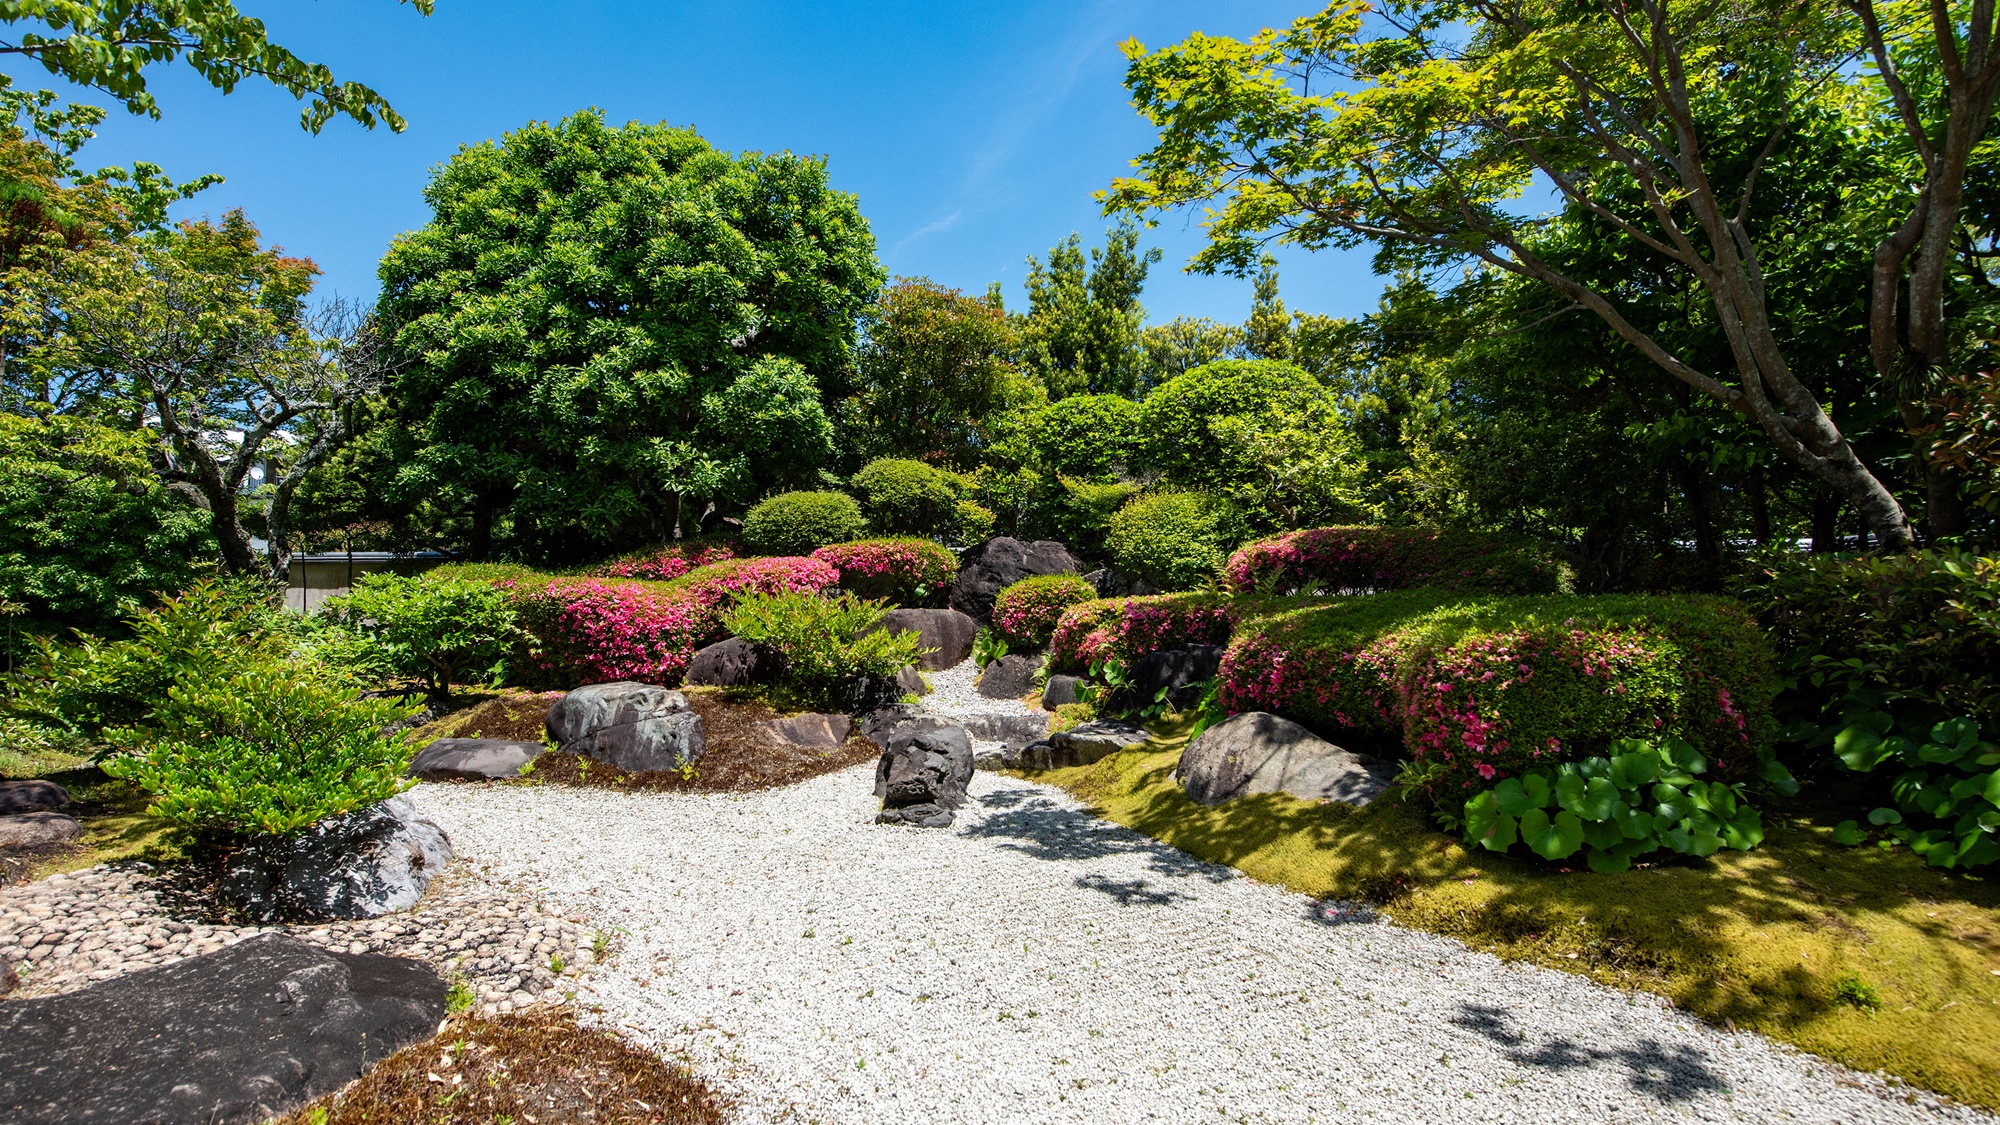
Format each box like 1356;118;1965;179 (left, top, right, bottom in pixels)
469;491;497;560
1810;489;1842;553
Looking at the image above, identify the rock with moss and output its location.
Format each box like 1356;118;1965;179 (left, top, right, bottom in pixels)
1176;712;1394;807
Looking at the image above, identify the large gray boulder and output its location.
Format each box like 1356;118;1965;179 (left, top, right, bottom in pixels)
0;933;443;1124
977;653;1044;700
859;706;955;751
760;712;854;748
948;537;1084;622
0;811;81;849
963;712;1049;751
546;681;704;772
1041;674;1084;709
683;637;778;687
866;608;980;671
407;737;542;781
874;726;975;827
1005;718;1151;770
1176;711;1396;807
219;797;451;923
1106;646;1226;714
0;779;69;814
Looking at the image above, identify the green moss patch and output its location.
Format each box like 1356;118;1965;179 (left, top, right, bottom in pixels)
1031;730;2000;1110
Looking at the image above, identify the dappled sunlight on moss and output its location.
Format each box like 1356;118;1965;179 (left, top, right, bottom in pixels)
1033;734;2000;1110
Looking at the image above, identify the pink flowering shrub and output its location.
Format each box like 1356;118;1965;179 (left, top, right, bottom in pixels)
992;574;1099;648
811;537;956;606
511;579;713;688
597;537;740;582
506;557;838;689
1048;593;1241;672
1216;592;1777;803
1224;526;1570;596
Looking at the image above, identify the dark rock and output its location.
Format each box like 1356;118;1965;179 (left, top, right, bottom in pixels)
0;933;444;1125
1177;712;1396;807
977;653;1044;700
1082;568;1157;598
0;959;15;996
760;712;854;748
220;797;451;923
1041;674;1084;709
407;738;543;781
683;637;778;687
860;709;955;754
963;712;1050;751
832;670;918;717
1008;719;1150;770
948;537;1084;622
1105;645;1225;714
0;779;70;814
898;665;930;697
0;811;81;849
873;726;975;827
546;681;704;772
867;608;980;671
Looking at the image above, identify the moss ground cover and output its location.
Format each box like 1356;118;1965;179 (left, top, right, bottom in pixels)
1031;726;2000;1111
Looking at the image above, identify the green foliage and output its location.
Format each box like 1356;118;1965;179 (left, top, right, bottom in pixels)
1019;223;1161;399
953;499;997;547
990;573;1099;648
10;578;302;738
847;278;1031;466
376;110;882;561
849;459;959;537
1050;478;1139;548
811;537;957;605
1829;709;2000;870
970;627;1009;671
741;491;867;557
100;663;419;843
1224;525;1572;596
1016;394;1142;481
1834;974;1884;1014
319;573;519;695
1107;491;1246;590
0;413;215;637
1461;738;1766;872
1136;359;1330;496
721;591;924;712
0;1;432;131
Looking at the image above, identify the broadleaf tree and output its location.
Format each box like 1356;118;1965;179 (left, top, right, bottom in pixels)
1105;0;2000;547
376;110;885;561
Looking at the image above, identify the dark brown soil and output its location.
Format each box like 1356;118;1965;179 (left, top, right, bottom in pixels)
270;1008;729;1125
427;688;879;793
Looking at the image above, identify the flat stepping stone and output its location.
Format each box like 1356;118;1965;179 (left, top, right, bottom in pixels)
0;812;81;849
408;738;544;781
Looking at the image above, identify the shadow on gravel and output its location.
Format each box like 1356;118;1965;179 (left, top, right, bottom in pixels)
968;784;1234;898
1451;1003;1726;1102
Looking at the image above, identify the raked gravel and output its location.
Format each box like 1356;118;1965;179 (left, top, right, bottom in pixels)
410;768;1989;1125
919;656;1040;721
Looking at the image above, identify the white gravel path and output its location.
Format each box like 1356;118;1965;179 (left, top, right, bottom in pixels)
918;657;1040;720
411;769;1989;1124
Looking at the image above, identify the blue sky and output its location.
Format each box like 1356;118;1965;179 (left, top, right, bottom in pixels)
4;1;1391;324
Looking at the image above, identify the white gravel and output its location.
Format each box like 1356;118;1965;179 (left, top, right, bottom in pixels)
411;769;1989;1124
918;657;1039;721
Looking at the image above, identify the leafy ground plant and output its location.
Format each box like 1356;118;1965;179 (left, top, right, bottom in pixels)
721;591;924;712
1830;710;2000;869
320;572;520;697
1460;738;1783;872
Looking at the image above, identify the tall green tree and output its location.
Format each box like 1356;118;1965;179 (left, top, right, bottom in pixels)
376;110;884;561
1019;222;1161;398
847;277;1033;468
1107;0;2000;548
0;0;433;131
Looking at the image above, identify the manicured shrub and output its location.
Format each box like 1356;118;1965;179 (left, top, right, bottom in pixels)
723;591;926;712
1135;359;1325;494
850;458;959;536
1049;593;1241;672
954;499;997;547
812;538;957;605
1224;525;1571;596
665;556;840;605
598;538;740;582
1107;491;1246;591
101;663;420;843
511;579;713;687
320;573;520;695
1732;548;2000;728
992;574;1100;648
424;561;552;590
1217;593;1782;803
1461;737;1766;872
741;491;866;556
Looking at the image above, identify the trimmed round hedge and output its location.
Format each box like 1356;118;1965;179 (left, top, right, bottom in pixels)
991;574;1099;648
742;491;866;556
1047;592;1241;672
1224;526;1570;596
851;458;959;536
811;537;957;606
1107;491;1246;591
597;536;740;582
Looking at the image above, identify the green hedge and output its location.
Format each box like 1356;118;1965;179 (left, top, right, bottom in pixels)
742;490;867;556
850;458;959;537
1107;491;1246;591
992;574;1100;648
1224;525;1571;596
